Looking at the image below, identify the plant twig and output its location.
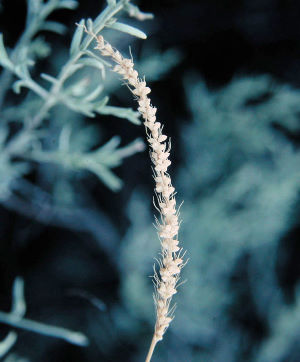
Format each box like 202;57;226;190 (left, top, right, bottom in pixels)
0;311;88;346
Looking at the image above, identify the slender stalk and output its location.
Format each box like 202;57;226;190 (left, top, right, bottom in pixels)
145;335;157;362
83;31;186;361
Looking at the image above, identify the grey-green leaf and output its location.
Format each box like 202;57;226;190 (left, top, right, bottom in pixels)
93;96;109;110
0;332;17;358
0;33;14;71
27;0;42;13
63;98;95;117
0;124;8;145
97;136;121;155
77;57;106;74
84;84;104;102
12;80;29;94
86;162;122;191
106;22;147;39
98;105;141;125
83;50;112;67
124;3;154;21
40;73;58;84
41;21;67;35
64;63;84;78
87;18;94;33
11;277;26;316
57;0;78;10
106;0;116;5
70;19;85;56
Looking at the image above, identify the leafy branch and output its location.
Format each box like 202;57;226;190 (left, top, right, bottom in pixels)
0;277;88;358
0;0;150;200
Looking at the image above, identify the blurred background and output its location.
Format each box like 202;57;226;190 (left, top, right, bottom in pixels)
0;0;300;361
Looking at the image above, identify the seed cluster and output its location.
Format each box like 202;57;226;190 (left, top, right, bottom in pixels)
93;33;184;346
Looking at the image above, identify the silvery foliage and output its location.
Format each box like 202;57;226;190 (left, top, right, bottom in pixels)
3;353;29;362
0;0;181;242
0;0;181;235
0;0;153;217
117;75;300;361
0;277;88;358
0;0;183;357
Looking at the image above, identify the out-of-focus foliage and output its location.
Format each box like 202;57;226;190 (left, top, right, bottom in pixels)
0;0;147;203
0;0;181;222
118;75;300;361
0;277;88;358
0;0;159;245
3;353;30;362
0;0;147;355
0;278;26;358
0;0;183;359
5;1;299;362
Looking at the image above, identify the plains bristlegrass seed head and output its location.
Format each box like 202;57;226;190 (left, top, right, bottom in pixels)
81;27;186;361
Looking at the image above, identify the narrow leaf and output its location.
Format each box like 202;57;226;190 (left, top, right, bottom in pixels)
11;277;26;316
124;3;154;21
97;136;121;154
40;73;58;84
87;18;94;33
83;84;104;102
87;162;122;191
57;0;78;9
58;125;72;152
107;22;147;39
63;98;95;117
12;80;29;94
27;0;42;13
0;310;89;346
70;19;85;56
114;138;145;159
0;333;17;358
83;50;111;67
77;57;105;78
93;96;109;110
105;17;117;27
98;105;141;125
0;33;14;70
64;63;84;78
0;124;8;144
41;21;67;35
